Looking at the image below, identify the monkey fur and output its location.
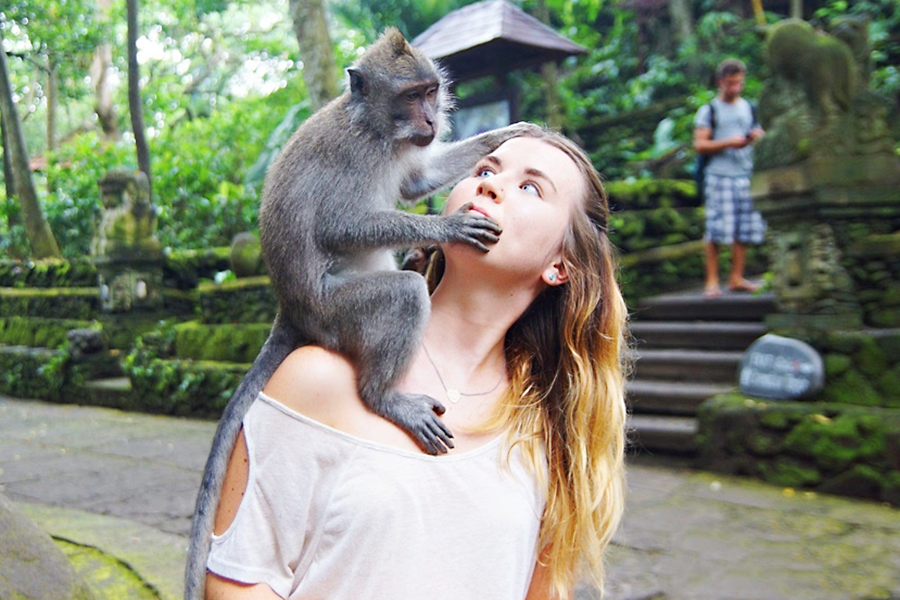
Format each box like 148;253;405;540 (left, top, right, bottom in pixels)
185;28;537;600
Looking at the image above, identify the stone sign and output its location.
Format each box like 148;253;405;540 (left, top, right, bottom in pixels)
739;334;824;401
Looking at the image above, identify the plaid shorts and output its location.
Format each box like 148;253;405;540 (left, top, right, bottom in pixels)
704;174;766;244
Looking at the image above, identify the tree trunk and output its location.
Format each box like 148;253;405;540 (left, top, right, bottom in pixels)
0;33;62;258
668;0;694;42
92;0;118;139
750;0;766;26
535;0;562;129
127;0;152;192
47;57;59;151
791;0;803;19
288;0;339;111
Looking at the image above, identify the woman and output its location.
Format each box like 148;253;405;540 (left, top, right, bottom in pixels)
205;128;628;600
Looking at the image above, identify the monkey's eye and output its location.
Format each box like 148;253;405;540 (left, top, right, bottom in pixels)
405;91;422;102
426;86;438;98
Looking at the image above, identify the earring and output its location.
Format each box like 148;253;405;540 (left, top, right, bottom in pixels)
549;273;556;281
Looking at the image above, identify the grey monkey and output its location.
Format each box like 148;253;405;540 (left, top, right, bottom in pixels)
185;28;537;600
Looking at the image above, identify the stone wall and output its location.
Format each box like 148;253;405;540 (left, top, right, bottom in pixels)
698;394;900;505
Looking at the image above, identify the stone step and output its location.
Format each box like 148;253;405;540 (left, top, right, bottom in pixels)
626;379;732;415
627;414;698;455
635;290;776;322
82;377;133;409
632;349;743;383
630;321;767;351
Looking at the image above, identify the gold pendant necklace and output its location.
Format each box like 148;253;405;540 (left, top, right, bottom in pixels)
422;344;503;404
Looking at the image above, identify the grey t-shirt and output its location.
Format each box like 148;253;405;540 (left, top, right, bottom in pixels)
694;97;757;178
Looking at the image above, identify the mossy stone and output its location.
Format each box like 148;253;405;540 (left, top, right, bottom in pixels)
855;336;890;377
825;331;863;354
870;309;900;328
817;464;883;500
824;353;852;378
824;369;883;406
0;493;95;600
759;409;792;431
877;365;900;404
882;471;900;504
229;232;264;278
875;331;900;357
764;458;822;487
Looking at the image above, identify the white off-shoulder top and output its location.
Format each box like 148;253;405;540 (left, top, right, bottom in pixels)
207;392;546;600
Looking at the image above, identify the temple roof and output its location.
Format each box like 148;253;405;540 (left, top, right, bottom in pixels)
412;0;587;82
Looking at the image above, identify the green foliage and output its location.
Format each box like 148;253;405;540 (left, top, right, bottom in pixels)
197;276;277;324
0;286;100;319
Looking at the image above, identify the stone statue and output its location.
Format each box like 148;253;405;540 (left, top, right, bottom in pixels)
91;169;163;312
92;169;161;258
754;18;895;172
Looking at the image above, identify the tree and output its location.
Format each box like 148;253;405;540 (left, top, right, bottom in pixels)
0;29;61;258
127;0;151;190
91;0;118;139
289;0;339;110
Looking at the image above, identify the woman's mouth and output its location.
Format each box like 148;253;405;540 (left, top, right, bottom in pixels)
468;205;492;219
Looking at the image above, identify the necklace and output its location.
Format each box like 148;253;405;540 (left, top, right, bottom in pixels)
422;344;504;403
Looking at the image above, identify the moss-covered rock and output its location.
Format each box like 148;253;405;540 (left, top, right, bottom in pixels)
163;247;231;290
0;494;96;600
0;317;98;348
174;321;271;363
0;287;100;320
822;369;884;406
0;258;97;288
197;276;276;325
697;393;900;505
824;353;852;377
229;232;265;278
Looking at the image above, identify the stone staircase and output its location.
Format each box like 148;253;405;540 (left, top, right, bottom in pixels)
626;288;776;455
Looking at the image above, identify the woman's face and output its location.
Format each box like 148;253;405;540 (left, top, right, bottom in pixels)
443;136;585;285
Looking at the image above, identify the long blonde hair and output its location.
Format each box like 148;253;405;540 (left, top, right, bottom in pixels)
428;128;629;598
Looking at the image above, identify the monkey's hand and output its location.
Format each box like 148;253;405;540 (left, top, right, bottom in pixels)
441;202;502;252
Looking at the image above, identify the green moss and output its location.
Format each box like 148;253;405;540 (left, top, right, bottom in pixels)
163;246;231;290
174;321;270;362
56;539;157;600
0;258;97;288
823;369;883;406
877;365;900;404
759;409;791;430
0;317;98;348
763;458;822;487
0;287;100;320
197;276;277;325
824;353;852;378
855;337;890;377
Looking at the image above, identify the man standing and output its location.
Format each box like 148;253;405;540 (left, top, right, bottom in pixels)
693;58;766;298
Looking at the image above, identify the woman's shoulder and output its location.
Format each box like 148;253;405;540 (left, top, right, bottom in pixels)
262;345;361;427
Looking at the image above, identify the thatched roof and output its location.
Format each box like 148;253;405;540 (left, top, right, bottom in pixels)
412;0;587;82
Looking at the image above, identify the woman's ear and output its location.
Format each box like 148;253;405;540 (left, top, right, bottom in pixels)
541;262;569;286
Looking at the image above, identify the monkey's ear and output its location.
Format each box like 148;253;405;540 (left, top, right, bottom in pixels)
347;68;368;97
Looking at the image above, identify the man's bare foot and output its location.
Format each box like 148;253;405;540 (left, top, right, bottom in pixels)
704;284;722;299
728;278;760;293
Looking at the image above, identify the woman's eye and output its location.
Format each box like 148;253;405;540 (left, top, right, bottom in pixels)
476;168;494;178
522;182;541;196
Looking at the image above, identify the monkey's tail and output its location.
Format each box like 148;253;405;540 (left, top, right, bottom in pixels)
183;313;300;600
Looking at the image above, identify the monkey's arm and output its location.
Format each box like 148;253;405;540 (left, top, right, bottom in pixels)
400;122;542;200
319;205;501;254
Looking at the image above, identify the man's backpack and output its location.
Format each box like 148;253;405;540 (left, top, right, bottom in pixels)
692;102;716;203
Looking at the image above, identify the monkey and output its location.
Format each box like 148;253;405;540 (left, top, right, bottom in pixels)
184;28;538;600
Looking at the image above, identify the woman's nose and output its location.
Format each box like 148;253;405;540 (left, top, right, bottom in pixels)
476;177;503;202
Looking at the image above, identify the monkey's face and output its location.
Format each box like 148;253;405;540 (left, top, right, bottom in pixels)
442;137;585;287
393;80;441;147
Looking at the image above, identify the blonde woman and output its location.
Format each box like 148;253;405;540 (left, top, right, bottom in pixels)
205;128;628;600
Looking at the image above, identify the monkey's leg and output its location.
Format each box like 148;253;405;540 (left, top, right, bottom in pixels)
183;314;300;600
325;270;454;455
